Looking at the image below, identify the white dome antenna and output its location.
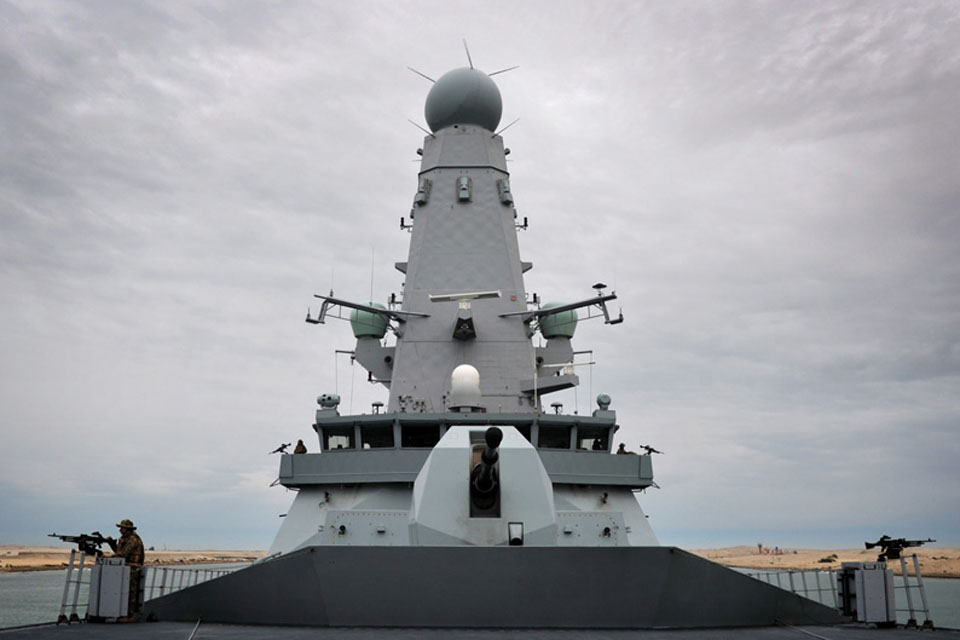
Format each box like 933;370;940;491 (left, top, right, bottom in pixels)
449;364;484;412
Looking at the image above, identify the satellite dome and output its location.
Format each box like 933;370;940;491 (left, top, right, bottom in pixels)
425;67;502;133
539;302;578;339
350;302;388;339
449;363;482;409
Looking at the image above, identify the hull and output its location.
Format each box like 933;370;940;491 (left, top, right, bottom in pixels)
145;546;844;629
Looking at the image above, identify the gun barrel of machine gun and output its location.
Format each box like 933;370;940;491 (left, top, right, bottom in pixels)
48;532;109;556
865;537;935;549
864;536;935;561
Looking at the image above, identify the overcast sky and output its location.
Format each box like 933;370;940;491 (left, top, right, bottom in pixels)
1;1;958;551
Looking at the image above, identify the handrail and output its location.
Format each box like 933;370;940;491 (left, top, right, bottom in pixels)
143;563;250;601
742;568;839;609
743;558;934;629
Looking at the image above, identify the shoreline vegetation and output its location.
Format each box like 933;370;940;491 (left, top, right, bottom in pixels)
3;544;958;578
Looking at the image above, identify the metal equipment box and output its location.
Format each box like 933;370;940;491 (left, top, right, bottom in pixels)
837;562;895;624
88;557;130;619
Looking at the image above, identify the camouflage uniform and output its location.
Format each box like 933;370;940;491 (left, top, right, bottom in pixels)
108;520;145;617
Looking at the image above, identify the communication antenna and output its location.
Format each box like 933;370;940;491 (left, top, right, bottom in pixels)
369;247;376;302
407;119;435;138
488;66;520;77
493;118;520;138
406;67;435;83
463;39;474;69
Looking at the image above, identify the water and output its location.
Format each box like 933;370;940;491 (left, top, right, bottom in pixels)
0;570;71;629
2;569;958;630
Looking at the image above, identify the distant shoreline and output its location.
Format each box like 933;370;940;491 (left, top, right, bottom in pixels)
690;545;960;579
3;544;957;578
0;546;264;573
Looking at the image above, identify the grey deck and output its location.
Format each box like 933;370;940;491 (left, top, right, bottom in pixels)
3;622;958;639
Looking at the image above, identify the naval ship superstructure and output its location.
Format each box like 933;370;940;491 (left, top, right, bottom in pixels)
143;65;844;629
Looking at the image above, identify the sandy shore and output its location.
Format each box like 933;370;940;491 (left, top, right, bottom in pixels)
690;545;960;579
4;544;957;578
0;546;264;572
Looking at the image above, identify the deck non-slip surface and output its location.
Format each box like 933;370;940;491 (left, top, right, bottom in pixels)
2;623;957;640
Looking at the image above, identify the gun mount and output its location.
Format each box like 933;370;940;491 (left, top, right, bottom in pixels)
470;426;502;516
49;532;109;557
864;535;935;561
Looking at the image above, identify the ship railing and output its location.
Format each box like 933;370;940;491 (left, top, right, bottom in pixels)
57;549;93;624
743;554;933;629
142;563;250;601
893;553;934;629
742;568;840;609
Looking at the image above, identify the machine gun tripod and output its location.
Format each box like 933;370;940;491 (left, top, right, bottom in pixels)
865;535;935;562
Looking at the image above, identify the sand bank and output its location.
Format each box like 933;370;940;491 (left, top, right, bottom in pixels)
0;546;264;572
4;544;957;578
690;545;960;579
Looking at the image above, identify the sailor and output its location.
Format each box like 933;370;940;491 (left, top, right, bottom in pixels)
293;439;307;454
105;518;145;621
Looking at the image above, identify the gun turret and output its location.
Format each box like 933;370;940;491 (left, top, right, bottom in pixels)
48;532;109;557
470;426;502;516
865;535;935;561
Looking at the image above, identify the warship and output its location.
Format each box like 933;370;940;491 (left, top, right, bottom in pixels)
23;59;948;637
136;62;848;629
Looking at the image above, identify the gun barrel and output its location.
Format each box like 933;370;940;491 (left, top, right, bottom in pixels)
47;532;107;555
470;427;503;512
903;538;935;547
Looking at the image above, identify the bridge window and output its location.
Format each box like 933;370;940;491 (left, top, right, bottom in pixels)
323;427;354;450
401;425;440;448
577;426;610;451
538;426;571;449
361;424;394;449
515;424;532;443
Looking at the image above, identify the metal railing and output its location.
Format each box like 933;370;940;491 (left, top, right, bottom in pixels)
143;563;250;601
57;550;93;624
742;568;840;609
743;555;933;628
894;554;934;629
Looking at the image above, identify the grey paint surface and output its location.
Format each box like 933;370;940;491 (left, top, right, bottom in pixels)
143;546;844;629
280;448;651;487
386;122;535;413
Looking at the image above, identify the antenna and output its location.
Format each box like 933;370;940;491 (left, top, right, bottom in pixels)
492;118;520;138
406;66;435;83
369;247;375;303
407;119;435;138
463;39;474;69
488;65;519;77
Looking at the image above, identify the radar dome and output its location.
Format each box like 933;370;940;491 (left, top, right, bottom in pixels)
350;302;388;339
449;363;482;409
539;302;578;339
425;67;502;133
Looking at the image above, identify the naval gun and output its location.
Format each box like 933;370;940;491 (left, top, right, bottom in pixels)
865;535;935;561
469;426;502;517
48;532;109;557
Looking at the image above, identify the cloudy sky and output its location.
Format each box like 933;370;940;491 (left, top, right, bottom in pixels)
2;1;958;551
